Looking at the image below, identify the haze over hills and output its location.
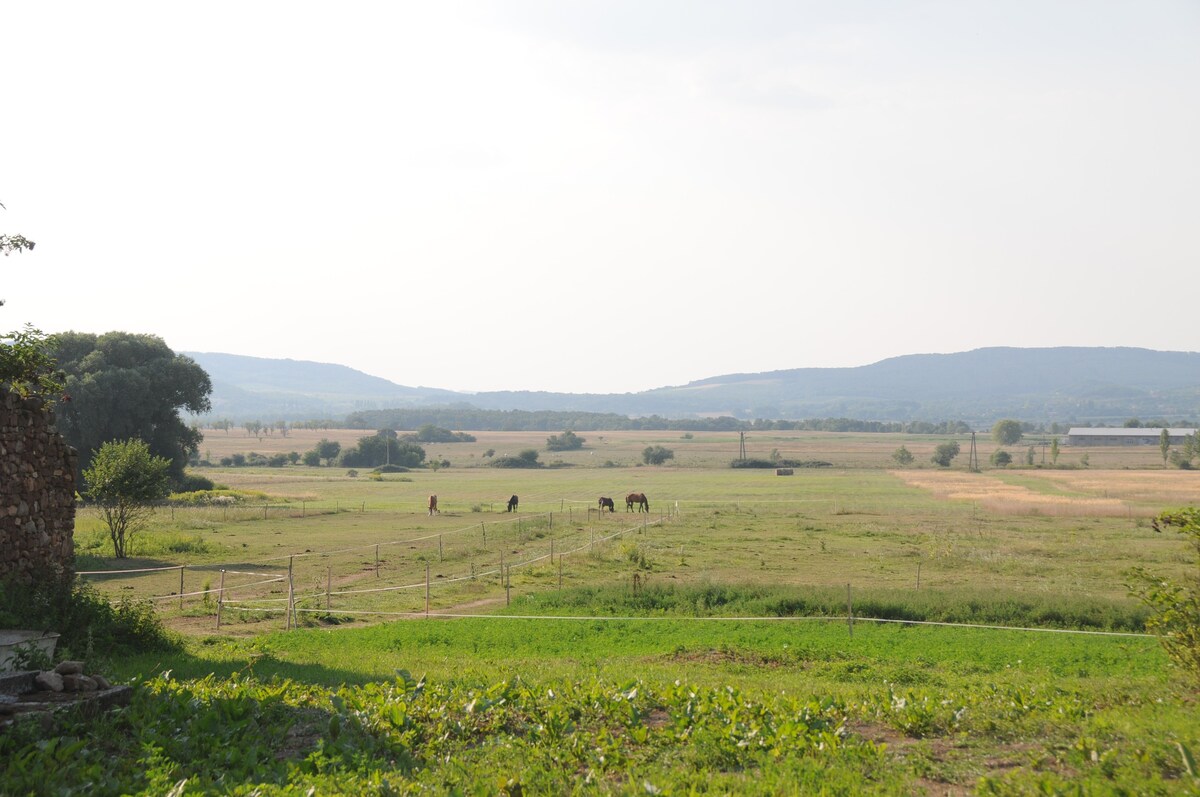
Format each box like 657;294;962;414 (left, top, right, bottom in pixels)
185;347;1200;425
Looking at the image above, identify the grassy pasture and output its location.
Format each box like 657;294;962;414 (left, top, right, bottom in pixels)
40;429;1200;794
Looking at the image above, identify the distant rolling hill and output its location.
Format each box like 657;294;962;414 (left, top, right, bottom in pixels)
186;347;1200;425
184;352;463;420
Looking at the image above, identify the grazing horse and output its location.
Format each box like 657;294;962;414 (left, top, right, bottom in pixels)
507;495;519;512
428;494;438;515
625;493;649;513
598;496;615;512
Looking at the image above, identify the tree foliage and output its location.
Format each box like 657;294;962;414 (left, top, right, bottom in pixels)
489;449;541;468
340;433;425;468
992;419;1023;446
53;332;212;485
406;424;475;443
0;324;63;397
891;446;914;466
931;441;961;467
1128;508;1200;686
990;449;1012;467
83;439;173;558
642;445;675;465
546;430;585;451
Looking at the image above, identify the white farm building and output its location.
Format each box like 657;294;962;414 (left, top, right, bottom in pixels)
1066;427;1197;446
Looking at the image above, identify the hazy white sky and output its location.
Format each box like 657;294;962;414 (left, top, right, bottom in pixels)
4;1;1198;394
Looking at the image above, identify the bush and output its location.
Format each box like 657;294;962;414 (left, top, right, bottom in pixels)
167;488;268;505
931;441;960;467
642;445;675;465
891;446;914;466
176;473;216;492
490;450;542;469
546;430;585;451
1129;508;1200;686
731;458;832;469
373;464;410;473
990;450;1012;467
0;575;178;662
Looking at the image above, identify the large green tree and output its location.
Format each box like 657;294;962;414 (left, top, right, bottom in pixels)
991;419;1023;446
83;438;173;558
53;332;212;485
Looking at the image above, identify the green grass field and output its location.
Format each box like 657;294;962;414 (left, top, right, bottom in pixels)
13;430;1200;794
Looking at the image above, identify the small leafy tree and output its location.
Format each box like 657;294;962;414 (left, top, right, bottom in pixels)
891;446;914;466
1161;428;1171;468
990;449;1012;467
991;419;1023;446
301;449;321;467
931;441;960;467
83;439;172;558
315;439;341;466
1050;437;1060;465
642;445;675;465
1025;446;1036;466
1128;508;1200;686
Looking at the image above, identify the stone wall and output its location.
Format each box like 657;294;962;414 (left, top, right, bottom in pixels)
0;388;76;583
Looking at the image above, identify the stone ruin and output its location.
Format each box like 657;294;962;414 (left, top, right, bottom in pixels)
0;387;77;584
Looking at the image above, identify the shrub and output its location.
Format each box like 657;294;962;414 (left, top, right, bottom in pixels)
1129;508;1200;686
546;430;585;451
990;450;1012;467
0;575;177;661
642;445;675;465
373;464;410;473
731;458;831;469
931;442;960;467
177;473;216;492
891;446;915;466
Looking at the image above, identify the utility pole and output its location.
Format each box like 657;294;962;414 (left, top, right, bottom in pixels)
968;432;979;472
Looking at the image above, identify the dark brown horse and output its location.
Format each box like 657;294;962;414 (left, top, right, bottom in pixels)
507;495;519;512
598;496;615;512
428;494;438;515
625;493;649;512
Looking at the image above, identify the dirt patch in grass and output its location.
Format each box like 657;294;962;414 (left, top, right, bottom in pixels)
661;648;792;668
847;719;1071;794
892;471;1137;517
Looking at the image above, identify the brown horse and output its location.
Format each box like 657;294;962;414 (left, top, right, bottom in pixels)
507;495;519;512
625;493;649;512
598;496;615;512
428;494;438;515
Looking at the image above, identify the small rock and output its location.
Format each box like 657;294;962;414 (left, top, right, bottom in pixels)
62;674;84;692
55;661;84;676
78;676;98;692
93;675;111;690
35;671;64;692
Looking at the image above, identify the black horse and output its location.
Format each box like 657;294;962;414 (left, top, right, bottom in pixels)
625;493;649;513
598;496;615;512
506;495;519;512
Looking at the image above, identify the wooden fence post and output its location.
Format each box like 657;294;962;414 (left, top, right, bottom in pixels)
216;569;225;630
179;566;185;611
326;565;332;610
846;583;853;638
287;556;295;631
425;563;431;618
375;544;380;578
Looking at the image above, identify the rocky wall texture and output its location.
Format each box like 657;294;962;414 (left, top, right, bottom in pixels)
0;389;76;583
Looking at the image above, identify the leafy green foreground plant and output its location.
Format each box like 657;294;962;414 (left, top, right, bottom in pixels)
0;671;900;795
1129;507;1200;686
